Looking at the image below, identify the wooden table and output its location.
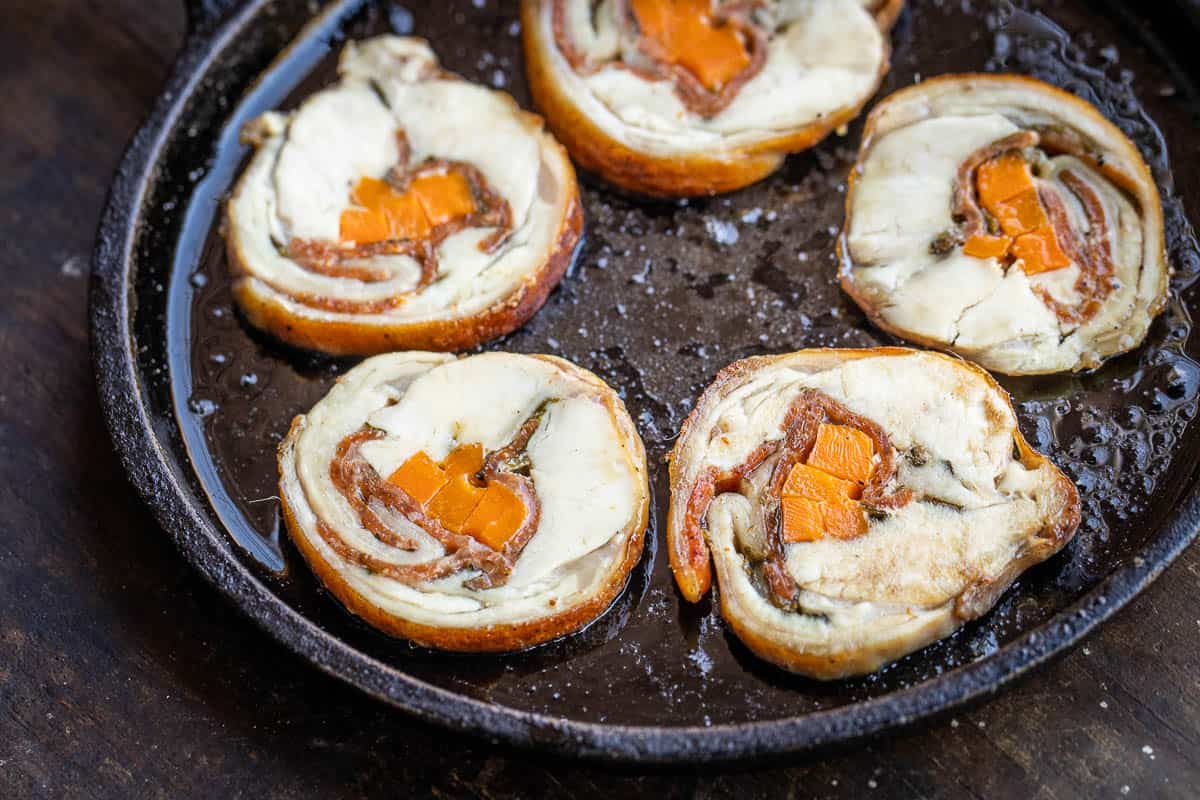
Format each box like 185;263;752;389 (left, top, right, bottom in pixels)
2;0;1198;796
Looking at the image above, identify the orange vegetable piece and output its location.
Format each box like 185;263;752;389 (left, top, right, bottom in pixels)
969;152;1070;275
411;172;476;228
339;177;427;244
462;482;527;550
393;442;530;547
427;473;486;533
779;433;877;544
976;152;1034;209
821;495;869;540
1012;225;1072;275
779;477;868;543
783;462;862;503
780;496;825;544
338;172;475;246
630;0;752;92
806;424;875;487
378;191;432;241
992;188;1049;238
387;451;449;507
962;234;1013;260
441;442;484;478
339;206;393;246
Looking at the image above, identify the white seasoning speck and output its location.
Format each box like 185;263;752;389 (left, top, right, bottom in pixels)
59;255;85;278
704;217;739;245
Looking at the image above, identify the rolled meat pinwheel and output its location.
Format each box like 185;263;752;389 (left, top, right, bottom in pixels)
841;74;1170;375
279;352;649;652
521;0;899;197
226;36;582;355
667;348;1079;679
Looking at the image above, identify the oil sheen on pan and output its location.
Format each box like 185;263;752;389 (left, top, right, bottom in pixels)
169;2;1200;728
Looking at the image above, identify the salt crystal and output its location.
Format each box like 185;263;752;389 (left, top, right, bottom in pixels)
705;218;739;246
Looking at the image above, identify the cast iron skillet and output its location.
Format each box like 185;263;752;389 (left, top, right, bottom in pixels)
91;0;1200;763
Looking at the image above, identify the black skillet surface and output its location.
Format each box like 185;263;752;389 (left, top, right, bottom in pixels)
90;0;1200;762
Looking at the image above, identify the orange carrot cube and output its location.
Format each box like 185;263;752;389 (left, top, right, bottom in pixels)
441;443;484;478
806;424;875;489
822;496;869;540
462;482;528;550
782;463;859;502
387;451;449;507
962;234;1013;260
630;0;752;92
1013;225;1072;275
993;188;1049;237
781;496;825;543
976;153;1034;208
427;473;486;533
412;172;476;228
379;190;431;242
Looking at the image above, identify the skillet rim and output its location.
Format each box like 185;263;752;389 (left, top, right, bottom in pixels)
88;0;1200;763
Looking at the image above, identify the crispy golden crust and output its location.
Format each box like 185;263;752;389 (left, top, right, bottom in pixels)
667;347;1081;679
229;189;582;356
520;0;896;198
721;594;958;680
278;356;650;653
839;73;1171;376
871;0;905;31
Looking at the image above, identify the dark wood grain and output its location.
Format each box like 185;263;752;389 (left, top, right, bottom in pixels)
1;0;1198;796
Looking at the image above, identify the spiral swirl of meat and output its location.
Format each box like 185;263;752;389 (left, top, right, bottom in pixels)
521;0;899;197
278;352;649;652
667;348;1079;679
226;36;582;356
840;74;1170;375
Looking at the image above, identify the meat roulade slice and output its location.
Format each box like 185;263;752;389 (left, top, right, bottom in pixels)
667;348;1079;679
278;351;649;652
840;74;1170;375
520;0;899;197
225;36;582;356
